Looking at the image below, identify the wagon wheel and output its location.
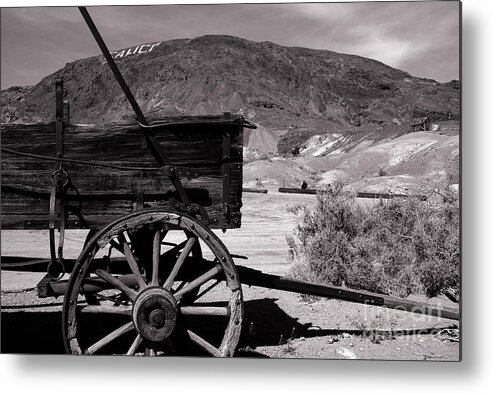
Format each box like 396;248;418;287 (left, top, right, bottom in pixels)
62;209;243;356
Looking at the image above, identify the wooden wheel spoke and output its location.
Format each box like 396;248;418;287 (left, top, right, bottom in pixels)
95;269;138;301
186;231;203;259
109;239;124;255
187;330;221;357
86;321;134;355
127;334;143;355
151;229;161;286
174;264;223;301
180;305;230;317
81;305;132;316
161;239;189;260
164;237;196;290
119;234;147;289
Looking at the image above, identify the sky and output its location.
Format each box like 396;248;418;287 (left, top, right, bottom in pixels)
1;1;460;89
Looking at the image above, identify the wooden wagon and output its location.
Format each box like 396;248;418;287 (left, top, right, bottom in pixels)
1;7;459;357
2;79;255;355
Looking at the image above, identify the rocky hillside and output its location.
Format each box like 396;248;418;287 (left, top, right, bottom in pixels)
2;35;459;136
2;35;460;195
243;125;459;195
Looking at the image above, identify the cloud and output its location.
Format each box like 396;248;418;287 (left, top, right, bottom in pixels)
289;3;356;21
280;1;459;81
351;33;420;69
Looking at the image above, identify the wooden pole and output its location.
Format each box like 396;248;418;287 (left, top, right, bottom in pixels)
78;7;147;126
237;266;459;321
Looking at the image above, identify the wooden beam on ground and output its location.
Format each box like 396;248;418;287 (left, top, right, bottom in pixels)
236;266;459;321
243;188;268;194
278;187;317;195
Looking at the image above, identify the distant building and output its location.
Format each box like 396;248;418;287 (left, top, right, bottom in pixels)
410;116;431;132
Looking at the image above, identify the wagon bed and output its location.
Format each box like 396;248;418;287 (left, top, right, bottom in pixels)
1;114;249;230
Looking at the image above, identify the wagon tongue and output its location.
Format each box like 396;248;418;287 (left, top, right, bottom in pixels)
79;7;148;126
79;7;190;205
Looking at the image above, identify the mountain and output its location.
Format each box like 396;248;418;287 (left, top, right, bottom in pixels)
1;35;460;194
2;35;459;136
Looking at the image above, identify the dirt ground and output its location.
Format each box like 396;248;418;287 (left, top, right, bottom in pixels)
1;192;460;360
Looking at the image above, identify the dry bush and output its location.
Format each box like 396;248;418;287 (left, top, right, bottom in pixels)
287;184;459;298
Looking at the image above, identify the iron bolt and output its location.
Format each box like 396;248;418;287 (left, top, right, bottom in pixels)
149;309;166;329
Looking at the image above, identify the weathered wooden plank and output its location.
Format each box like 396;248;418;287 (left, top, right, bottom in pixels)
1;122;243;163
1;119;244;229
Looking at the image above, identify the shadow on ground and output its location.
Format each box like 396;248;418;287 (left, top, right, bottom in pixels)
1;297;448;356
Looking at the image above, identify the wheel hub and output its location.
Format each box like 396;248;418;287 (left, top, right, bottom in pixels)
132;287;177;342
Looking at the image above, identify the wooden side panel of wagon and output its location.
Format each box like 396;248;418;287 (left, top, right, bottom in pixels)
1;117;244;230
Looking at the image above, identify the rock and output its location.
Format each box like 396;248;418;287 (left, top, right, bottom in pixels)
336;347;357;359
327;336;339;344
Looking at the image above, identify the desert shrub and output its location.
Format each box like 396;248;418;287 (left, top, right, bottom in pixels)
287;185;459;298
